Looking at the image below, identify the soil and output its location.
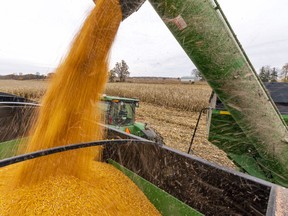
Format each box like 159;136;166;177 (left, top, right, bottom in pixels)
137;102;237;169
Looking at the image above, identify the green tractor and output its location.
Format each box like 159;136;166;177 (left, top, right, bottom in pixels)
101;95;163;144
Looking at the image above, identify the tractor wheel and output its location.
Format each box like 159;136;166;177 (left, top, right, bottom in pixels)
140;126;165;146
147;127;165;146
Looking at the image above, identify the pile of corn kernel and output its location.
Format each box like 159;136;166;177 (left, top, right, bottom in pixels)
0;161;160;215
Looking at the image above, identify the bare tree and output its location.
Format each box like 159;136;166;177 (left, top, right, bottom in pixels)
111;60;130;82
192;68;205;81
36;72;40;80
109;69;116;82
270;67;279;82
259;66;273;82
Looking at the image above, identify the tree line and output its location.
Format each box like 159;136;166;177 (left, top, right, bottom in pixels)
109;60;130;82
1;60;287;83
258;63;288;82
192;63;288;83
0;72;48;80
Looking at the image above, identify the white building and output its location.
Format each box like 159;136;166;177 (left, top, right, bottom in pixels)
180;76;198;84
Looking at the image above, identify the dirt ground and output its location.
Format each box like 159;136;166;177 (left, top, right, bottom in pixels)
137;102;236;169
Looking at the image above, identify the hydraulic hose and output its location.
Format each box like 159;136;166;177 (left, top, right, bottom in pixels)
0;139;154;168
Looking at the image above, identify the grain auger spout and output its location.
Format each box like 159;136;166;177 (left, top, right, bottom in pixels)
93;0;146;20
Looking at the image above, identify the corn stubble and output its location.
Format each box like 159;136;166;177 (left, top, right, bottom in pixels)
0;0;160;215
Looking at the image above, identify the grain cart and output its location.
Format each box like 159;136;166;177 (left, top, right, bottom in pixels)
1;0;288;215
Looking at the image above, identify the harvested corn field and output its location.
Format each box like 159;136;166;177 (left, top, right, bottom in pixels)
136;102;236;169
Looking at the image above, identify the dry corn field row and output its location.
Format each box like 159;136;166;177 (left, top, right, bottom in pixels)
0;80;48;101
0;80;235;169
105;83;211;112
0;81;211;112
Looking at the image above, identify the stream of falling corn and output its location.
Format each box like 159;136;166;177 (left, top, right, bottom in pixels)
0;0;160;215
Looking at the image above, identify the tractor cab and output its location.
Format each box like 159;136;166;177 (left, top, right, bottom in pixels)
101;95;163;144
102;95;139;127
100;95;145;137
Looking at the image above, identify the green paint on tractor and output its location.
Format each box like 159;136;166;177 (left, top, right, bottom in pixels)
0;139;22;160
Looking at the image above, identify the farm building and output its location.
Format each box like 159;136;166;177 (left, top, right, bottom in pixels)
180;76;198;84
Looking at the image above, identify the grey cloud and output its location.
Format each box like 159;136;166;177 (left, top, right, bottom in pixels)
0;59;54;75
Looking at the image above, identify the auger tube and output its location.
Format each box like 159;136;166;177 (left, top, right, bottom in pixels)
148;0;288;186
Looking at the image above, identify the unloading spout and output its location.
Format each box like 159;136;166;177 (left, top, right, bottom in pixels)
93;0;146;20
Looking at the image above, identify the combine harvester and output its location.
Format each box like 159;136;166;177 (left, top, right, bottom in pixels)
0;0;287;215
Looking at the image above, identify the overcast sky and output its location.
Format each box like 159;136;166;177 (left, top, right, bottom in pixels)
0;0;287;77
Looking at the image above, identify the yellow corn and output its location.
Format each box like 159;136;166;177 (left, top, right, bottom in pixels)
0;162;160;215
0;0;160;215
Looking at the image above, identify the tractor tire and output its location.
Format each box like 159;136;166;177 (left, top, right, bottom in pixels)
143;127;165;146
